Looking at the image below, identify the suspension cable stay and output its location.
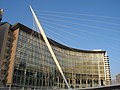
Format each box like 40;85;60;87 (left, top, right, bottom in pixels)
29;5;70;89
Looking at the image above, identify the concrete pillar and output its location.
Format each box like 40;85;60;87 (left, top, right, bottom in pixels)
80;79;81;88
86;79;87;88
57;77;59;88
9;84;11;90
92;79;94;87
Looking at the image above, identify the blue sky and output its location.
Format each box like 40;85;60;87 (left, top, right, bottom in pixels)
1;0;120;79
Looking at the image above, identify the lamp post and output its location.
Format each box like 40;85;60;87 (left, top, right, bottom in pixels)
0;9;4;23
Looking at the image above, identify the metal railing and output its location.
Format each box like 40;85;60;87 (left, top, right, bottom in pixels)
0;87;61;90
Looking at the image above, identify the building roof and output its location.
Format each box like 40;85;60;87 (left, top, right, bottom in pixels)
11;22;106;53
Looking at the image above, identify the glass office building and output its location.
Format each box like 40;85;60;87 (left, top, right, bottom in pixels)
0;23;111;89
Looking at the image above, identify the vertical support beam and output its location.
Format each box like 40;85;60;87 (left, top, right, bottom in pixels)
7;29;19;86
9;85;11;90
97;55;101;86
29;5;70;89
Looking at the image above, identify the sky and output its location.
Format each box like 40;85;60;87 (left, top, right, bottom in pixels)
0;0;120;80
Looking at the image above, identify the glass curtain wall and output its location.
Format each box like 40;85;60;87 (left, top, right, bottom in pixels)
12;30;106;89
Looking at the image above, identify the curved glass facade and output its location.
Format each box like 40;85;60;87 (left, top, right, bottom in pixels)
5;23;111;89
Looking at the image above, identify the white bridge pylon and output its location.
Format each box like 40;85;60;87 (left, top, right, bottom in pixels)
29;5;70;89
